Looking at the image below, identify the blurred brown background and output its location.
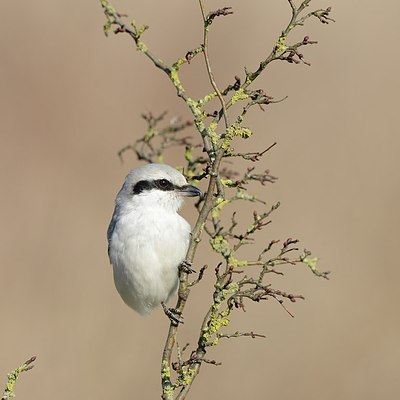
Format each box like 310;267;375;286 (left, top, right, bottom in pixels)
1;1;399;399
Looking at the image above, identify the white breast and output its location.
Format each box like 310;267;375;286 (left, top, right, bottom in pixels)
109;205;191;314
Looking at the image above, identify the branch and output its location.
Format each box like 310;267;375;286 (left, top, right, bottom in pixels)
100;1;215;159
213;0;334;121
218;331;266;340
198;1;232;129
161;149;224;399
1;357;36;400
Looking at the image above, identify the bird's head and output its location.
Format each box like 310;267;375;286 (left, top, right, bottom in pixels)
116;163;203;212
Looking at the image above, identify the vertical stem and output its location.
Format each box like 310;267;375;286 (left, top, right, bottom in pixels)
161;149;224;399
198;0;229;130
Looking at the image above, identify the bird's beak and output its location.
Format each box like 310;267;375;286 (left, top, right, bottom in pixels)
179;184;203;199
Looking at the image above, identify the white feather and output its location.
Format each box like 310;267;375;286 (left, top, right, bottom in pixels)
107;164;199;315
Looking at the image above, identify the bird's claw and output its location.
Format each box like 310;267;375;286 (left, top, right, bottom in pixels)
162;302;184;326
179;260;196;274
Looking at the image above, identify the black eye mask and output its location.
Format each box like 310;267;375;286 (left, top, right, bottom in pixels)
132;179;175;195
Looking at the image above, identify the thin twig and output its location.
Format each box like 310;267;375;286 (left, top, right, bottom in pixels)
198;0;231;130
1;357;36;400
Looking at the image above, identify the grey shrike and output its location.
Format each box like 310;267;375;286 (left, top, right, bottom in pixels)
107;163;202;322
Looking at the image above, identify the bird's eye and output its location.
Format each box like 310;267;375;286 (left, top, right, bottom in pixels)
156;179;173;190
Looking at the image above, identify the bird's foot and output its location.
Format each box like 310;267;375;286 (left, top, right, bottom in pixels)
179;260;196;274
162;302;184;326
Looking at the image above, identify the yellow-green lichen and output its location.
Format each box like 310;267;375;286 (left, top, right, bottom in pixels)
226;123;253;139
224;281;239;295
231;88;249;105
163;386;174;399
209;121;218;132
209;235;231;258
275;32;288;53
228;256;248;268
136;24;148;37
186;98;205;120
209;312;230;334
202;310;230;342
205;285;238;334
303;256;319;274
198;92;217;107
144;128;155;141
207;121;220;145
220;139;233;152
101;0;116;13
208;130;220;146
211;337;219;346
100;0;115;37
136;40;148;53
186;98;196;108
161;360;171;379
211;197;230;219
103;20;112;36
170;68;185;94
173;57;186;69
235;189;257;201
2;357;35;400
194;118;207;137
237;126;253;138
220;179;235;188
201;282;240;344
175;367;197;387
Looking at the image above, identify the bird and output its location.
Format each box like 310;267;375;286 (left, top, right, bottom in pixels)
107;163;202;324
